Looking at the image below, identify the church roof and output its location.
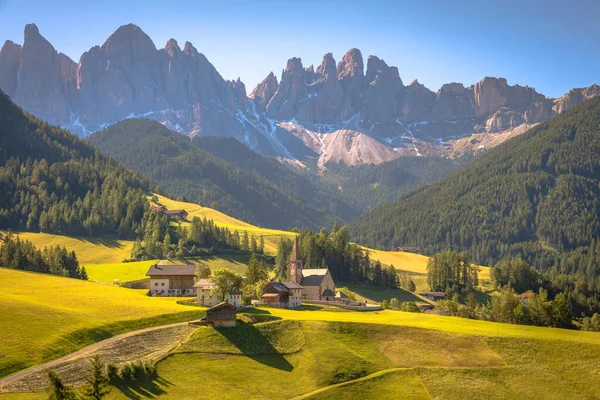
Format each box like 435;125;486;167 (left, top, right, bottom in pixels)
300;268;329;287
290;236;300;262
284;281;303;290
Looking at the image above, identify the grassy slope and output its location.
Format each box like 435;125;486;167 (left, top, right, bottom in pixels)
112;318;599;399
2;303;600;398
3;232;133;264
0;268;205;378
152;194;296;255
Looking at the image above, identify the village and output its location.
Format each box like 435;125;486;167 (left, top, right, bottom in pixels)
145;237;378;327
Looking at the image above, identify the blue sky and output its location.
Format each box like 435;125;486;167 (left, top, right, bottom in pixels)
0;0;598;97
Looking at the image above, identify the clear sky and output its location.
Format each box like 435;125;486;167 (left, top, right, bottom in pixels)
0;0;598;98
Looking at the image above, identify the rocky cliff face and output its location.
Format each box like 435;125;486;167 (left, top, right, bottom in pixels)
1;23;598;168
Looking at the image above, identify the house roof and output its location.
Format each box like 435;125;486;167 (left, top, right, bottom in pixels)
265;281;289;293
419;291;446;297
207;302;237;312
300;269;328;287
336;291;348;298
284;281;303;290
193;278;216;289
146;264;196;277
322;288;335;297
290;236;300;262
262;293;281;298
164;209;188;215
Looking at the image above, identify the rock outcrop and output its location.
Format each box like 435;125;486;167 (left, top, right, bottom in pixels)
1;23;598;168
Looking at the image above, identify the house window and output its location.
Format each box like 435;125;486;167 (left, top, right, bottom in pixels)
155;282;158;286
161;282;165;286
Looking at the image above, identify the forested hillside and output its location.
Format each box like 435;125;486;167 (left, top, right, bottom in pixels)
90;119;348;231
350;98;600;277
193;136;358;219
322;155;474;210
196;136;471;212
0;91;151;238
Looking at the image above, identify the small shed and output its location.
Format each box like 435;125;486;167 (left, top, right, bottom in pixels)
419;292;447;301
206;302;237;328
335;291;349;304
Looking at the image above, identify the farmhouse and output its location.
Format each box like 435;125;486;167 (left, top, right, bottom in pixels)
164;209;188;221
149;205;167;212
261;281;303;308
419;291;446;301
289;237;336;301
194;279;243;308
205;302;237;328
146;264;196;296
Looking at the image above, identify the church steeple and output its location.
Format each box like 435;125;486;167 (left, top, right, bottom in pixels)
289;236;303;284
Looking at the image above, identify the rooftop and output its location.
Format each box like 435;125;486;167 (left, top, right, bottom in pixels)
193;278;216;289
301;268;328;286
146;264;196;277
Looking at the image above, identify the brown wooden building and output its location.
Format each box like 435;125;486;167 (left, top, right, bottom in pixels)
146;264;197;296
205;302;237;328
164;209;188;221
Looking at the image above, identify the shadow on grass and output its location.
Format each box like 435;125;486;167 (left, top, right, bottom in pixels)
72;235;126;249
214;325;293;372
342;281;427;304
115;375;173;400
241;307;272;315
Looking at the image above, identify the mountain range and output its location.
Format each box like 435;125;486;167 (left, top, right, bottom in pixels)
1;23;599;168
350;97;600;276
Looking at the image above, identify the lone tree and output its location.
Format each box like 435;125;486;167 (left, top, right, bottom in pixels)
245;254;268;284
196;262;211;279
84;355;110;399
211;268;244;301
47;370;76;400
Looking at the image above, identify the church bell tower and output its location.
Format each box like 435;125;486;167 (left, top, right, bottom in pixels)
289;236;303;284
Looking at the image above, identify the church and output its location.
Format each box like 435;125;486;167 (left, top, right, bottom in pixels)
289;237;336;301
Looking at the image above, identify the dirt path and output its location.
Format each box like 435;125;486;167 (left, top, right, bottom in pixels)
291;368;408;399
0;321;192;391
292;365;509;399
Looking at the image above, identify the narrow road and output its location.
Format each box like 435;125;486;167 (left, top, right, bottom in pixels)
0;321;190;389
290;368;408;399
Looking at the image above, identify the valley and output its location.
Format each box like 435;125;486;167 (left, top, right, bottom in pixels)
1;5;599;399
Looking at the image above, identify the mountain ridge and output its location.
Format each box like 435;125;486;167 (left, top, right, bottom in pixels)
1;23;598;168
349;97;600;275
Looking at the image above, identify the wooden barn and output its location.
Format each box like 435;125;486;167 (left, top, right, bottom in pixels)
205;302;237;328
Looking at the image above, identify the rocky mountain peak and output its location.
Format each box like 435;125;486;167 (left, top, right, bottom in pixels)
0;40;22;96
164;38;181;56
316;53;337;79
266;57;307;120
183;41;199;56
249;71;279;112
102;23;156;54
337;48;364;79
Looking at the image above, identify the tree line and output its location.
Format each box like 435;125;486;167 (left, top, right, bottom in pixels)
0;231;86;279
130;212;265;261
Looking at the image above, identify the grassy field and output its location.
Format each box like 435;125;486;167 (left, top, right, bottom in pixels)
2;306;600;399
3;231;133;265
0;268;204;379
85;260;158;284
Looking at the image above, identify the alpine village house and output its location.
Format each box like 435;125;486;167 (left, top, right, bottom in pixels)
262;237;336;308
